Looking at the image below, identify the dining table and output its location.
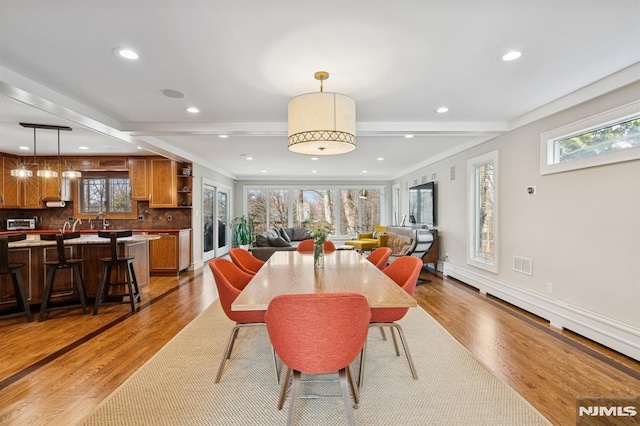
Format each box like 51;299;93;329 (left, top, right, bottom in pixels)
231;250;417;311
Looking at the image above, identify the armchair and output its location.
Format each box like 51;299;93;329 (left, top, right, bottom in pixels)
344;225;388;252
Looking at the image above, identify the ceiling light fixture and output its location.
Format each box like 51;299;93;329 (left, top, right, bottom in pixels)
115;48;140;60
186;107;199;113
288;71;356;156
218;135;228;139
436;106;449;113
502;51;522;61
405;134;414;139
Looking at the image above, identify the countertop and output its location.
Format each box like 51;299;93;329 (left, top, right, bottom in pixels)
6;234;161;248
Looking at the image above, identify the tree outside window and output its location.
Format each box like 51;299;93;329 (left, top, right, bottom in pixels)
78;173;131;214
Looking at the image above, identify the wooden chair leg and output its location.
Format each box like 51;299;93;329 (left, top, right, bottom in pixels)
286;370;301;426
124;263;136;312
73;264;88;314
12;270;33;322
93;264;110;315
39;266;56;321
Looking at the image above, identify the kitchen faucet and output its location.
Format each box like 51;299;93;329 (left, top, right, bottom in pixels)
72;218;82;232
60;221;71;233
96;212;110;230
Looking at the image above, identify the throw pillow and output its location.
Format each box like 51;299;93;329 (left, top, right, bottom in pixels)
276;227;291;243
372;231;379;239
284;227;295;241
254;233;270;247
292;227;312;241
267;236;292;247
266;229;279;239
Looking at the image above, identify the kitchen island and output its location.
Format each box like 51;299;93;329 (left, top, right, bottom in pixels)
1;233;159;308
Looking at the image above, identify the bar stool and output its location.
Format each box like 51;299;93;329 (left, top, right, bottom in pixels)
0;234;33;322
39;232;88;321
93;230;140;315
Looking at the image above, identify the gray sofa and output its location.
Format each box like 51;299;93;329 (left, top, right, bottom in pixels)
250;227;312;261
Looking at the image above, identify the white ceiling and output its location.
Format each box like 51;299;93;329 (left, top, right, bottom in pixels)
1;0;639;180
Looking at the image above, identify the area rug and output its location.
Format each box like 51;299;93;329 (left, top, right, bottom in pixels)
82;301;549;425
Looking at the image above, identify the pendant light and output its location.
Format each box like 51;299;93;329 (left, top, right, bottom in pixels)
12;123;72;178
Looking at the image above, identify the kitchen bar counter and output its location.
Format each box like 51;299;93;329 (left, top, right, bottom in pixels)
1;233;159;309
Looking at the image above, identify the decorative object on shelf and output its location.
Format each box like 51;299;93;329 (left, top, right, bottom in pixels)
288;71;356;156
182;186;189;192
181;167;192;176
307;221;333;269
231;215;254;249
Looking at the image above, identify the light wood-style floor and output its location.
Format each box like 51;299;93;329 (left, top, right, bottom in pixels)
0;267;638;425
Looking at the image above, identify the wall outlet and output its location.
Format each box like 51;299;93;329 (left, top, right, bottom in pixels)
68;216;74;221
546;282;553;293
137;215;144;221
167;215;172;222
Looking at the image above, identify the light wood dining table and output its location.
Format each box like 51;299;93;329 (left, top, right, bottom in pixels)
231;250;417;311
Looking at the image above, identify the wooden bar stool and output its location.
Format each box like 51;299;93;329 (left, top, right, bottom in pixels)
39;232;88;321
0;234;33;322
93;230;140;315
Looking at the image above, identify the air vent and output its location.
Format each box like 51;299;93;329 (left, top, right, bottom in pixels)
513;256;532;275
450;166;456;181
430;172;438;181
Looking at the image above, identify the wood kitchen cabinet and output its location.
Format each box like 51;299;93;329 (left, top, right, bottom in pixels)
129;157;148;200
19;165;42;208
0;155;20;208
149;158;177;207
149;229;191;275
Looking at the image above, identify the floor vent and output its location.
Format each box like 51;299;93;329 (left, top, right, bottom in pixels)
513;256;532;275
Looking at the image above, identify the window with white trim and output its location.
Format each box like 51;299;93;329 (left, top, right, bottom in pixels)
467;150;499;273
540;100;640;175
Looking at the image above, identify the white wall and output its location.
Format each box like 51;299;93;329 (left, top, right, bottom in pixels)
394;82;640;360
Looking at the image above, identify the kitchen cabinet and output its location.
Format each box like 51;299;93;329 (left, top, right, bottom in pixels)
149;229;191;275
129;157;148;200
176;162;193;207
19;165;42;208
0;155;20;208
149;158;177;208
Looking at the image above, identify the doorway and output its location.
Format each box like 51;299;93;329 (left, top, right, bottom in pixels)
203;181;230;261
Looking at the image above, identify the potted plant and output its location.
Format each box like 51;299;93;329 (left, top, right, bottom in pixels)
231;215;254;249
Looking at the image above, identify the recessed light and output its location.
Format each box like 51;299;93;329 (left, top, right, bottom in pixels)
502;51;522;61
436;106;449;113
404;134;414;139
114;48;140;60
362;170;368;173
311;170;317;173
218;135;228;139
311;157;319;161
186;107;199;114
18;146;30;150
260;169;267;173
377;157;384;161
137;146;143;150
78;146;90;150
246;156;253;160
161;89;185;99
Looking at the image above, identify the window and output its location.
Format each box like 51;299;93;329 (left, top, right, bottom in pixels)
244;186;383;237
541;100;640;175
78;172;132;215
467;150;499;273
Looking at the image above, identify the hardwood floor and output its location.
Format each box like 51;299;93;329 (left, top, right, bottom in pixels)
0;267;638;425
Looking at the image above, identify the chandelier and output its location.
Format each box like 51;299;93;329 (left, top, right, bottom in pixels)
287;71;356;155
11;123;76;178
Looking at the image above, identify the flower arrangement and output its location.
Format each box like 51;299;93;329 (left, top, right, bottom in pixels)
307;221;334;269
307;220;334;244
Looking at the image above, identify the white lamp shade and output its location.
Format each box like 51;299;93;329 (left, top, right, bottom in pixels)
288;92;356;155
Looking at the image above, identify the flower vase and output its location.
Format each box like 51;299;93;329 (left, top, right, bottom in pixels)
313;242;324;269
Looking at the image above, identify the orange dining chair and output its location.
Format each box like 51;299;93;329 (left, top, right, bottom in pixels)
229;247;265;275
209;258;276;383
296;239;336;252
365;247;392;270
266;293;371;426
358;256;422;387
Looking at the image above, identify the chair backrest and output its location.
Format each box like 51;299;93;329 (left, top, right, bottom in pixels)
229;248;265;275
0;233;26;272
366;247;392;270
98;230;133;261
296;239;336;252
265;293;371;374
383;256;423;296
409;229;435;259
40;232;81;264
208;258;264;323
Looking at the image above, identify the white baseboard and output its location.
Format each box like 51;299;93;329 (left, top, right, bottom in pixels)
443;263;640;361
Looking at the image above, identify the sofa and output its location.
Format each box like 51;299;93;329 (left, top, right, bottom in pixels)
344;225;388;252
250;227;312;261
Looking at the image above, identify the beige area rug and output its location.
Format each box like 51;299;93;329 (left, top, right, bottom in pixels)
83;301;550;425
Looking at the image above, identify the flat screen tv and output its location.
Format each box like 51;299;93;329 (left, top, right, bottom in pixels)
409;182;436;227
